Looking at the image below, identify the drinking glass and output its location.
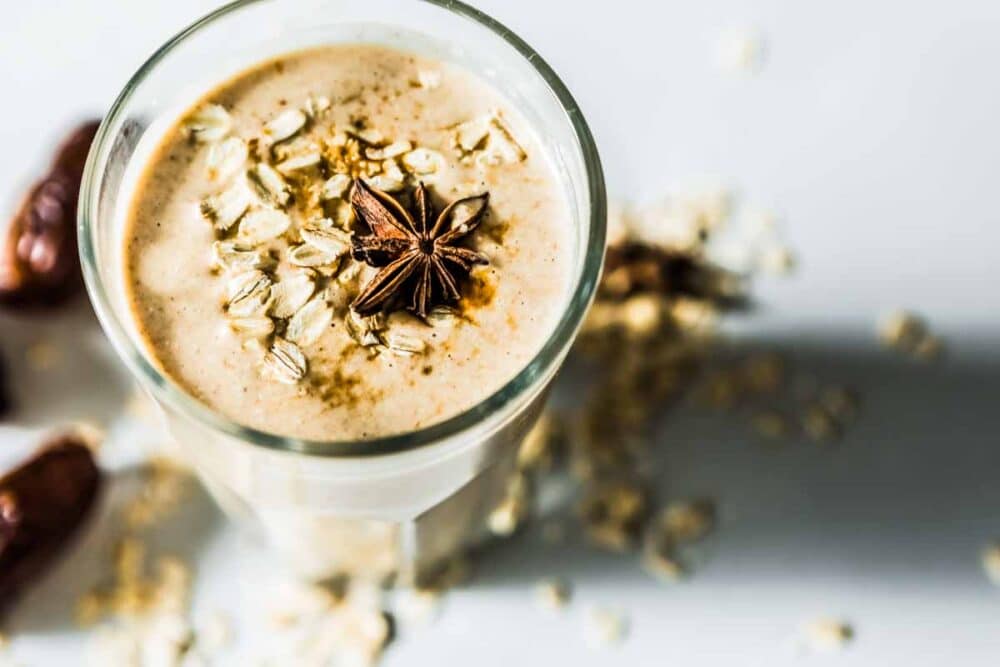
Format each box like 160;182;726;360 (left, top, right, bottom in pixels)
79;0;606;582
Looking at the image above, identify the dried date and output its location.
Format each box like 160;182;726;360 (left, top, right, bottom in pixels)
0;436;101;618
0;120;101;307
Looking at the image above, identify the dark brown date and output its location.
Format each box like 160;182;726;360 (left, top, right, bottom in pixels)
0;437;101;618
0;121;101;307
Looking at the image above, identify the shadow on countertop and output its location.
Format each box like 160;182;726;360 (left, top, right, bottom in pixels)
0;299;129;430
3;325;999;639
472;335;1000;591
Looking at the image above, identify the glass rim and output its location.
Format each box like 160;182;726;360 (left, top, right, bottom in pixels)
79;0;607;458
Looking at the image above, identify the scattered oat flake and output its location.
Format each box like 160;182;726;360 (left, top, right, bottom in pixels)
365;140;412;161
981;543;1000;585
238;208;291;245
267;581;339;628
305;95;331;118
262;337;308;384
229;316;274;341
621;294;662;336
758;244;796;274
426;305;460;327
206;136;248;183
370;159;406;192
187;104;232;143
579;481;648;552
584;607;629;647
802;404;840;442
200;181;252;231
878;310;926;348
402;147;445;175
716;28;765;73
487;499;520;537
269;271;315;319
385;332;427;356
486;112;527;163
124;458;190;529
802;618;854;652
276;150;322;174
454;116;491;153
212;241;271;273
287;298;333;346
878;310;946;361
226;270;272;318
248;163;291;207
661;500;716;542
287;243;342;269
642;547;685;583
346;310;386;348
300;225;352;257
321;174;352;200
535;578;572;611
264;108;307;143
355;128;386;145
394;588;441;626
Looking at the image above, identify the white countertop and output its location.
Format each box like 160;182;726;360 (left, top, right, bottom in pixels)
2;1;1000;665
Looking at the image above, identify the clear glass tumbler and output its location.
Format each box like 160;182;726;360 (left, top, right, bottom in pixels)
79;0;605;583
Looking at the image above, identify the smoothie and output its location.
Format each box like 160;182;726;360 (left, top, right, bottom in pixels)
123;44;572;442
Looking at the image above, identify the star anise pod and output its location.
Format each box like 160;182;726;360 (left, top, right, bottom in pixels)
350;179;490;318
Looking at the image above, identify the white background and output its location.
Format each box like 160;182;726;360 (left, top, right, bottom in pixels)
2;1;1000;665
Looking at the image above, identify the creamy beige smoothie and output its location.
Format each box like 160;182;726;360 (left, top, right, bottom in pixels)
123;44;571;442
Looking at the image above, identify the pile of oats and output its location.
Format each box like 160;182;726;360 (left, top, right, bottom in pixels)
259;579;393;667
77;537;205;666
188;97;524;386
471;183;864;651
479;191;772;592
74;458;214;667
